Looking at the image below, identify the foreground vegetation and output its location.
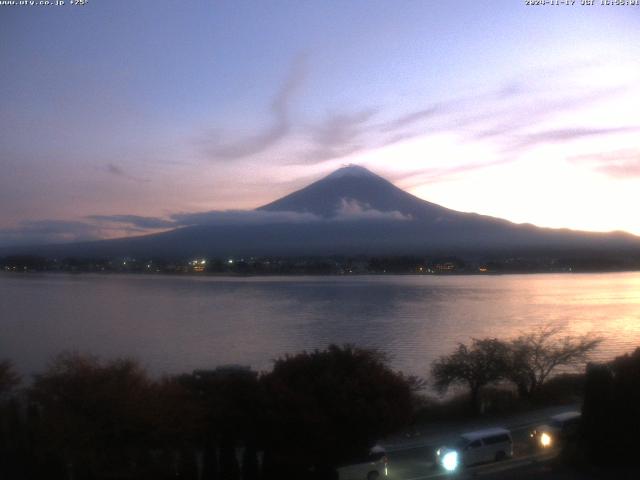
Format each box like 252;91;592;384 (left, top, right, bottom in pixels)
0;327;632;480
0;346;418;480
431;326;601;414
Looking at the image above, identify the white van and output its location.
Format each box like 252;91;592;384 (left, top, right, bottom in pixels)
436;427;513;469
337;445;388;480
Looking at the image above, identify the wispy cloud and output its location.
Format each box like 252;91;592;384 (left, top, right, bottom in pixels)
298;108;379;164
198;56;633;176
170;209;320;226
0;199;419;247
379;84;630;151
106;163;125;176
570;149;640;179
375;81;525;135
0;220;105;247
597;161;640;178
204;54;307;161
391;158;513;188
509;126;639;150
86;214;175;229
379;105;440;132
105;163;149;183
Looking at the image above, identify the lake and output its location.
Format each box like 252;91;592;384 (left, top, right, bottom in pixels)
1;272;639;378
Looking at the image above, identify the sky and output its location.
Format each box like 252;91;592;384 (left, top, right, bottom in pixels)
1;0;640;246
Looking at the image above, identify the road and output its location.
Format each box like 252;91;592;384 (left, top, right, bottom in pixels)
380;404;578;480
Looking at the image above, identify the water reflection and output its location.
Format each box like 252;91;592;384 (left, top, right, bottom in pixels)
1;272;639;377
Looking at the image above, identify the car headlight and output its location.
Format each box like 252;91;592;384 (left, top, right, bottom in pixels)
540;432;552;447
441;451;459;472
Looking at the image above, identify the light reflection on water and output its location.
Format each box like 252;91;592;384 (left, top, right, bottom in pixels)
1;272;639;378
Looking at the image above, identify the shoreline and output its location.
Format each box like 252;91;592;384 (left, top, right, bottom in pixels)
2;268;640;279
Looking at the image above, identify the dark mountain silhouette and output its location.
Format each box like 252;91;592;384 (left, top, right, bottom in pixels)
259;164;456;220
3;165;640;259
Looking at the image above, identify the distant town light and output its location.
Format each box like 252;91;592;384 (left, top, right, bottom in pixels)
441;451;459;472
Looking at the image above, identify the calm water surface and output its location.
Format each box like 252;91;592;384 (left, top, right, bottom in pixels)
1;272;639;377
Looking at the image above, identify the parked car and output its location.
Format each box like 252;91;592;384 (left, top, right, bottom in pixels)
530;411;581;449
337;445;388;480
435;427;513;471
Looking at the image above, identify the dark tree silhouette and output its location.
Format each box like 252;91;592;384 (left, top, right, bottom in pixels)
147;375;207;479
581;347;640;466
431;338;510;414
0;360;23;479
0;360;20;398
29;352;155;479
261;344;418;480
178;366;265;480
506;325;601;398
12;347;420;480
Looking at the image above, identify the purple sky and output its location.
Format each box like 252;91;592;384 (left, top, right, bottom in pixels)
1;0;640;246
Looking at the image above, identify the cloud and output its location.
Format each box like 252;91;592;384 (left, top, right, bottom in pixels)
170;209;320;226
95;204;413;228
106;163;125;176
333;198;411;221
376;81;525;135
391;158;513;187
372;74;629;156
516;127;639;147
0;214;175;248
379;105;440;132
105;163;149;183
200;56;632;171
510;126;639;150
570;149;640;179
86;214;175;229
1;201;417;247
0;220;105;247
88;202;413;230
204;54;307;160
298;108;379;163
597;162;640;178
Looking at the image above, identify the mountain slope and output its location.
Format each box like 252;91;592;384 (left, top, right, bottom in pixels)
3;165;640;259
259;164;457;220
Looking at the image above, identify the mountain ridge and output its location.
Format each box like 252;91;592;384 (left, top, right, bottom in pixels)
2;165;639;259
258;164;461;220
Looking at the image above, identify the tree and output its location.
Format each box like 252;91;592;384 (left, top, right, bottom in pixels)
0;360;20;399
29;352;156;479
506;325;601;398
0;361;22;479
261;344;418;479
178;366;265;480
580;362;614;462
431;338;510;413
581;347;640;465
147;376;207;479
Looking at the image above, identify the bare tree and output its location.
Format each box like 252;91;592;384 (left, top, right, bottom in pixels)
431;338;510;413
506;325;602;398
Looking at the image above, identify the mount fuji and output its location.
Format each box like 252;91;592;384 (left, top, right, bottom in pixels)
4;165;640;259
